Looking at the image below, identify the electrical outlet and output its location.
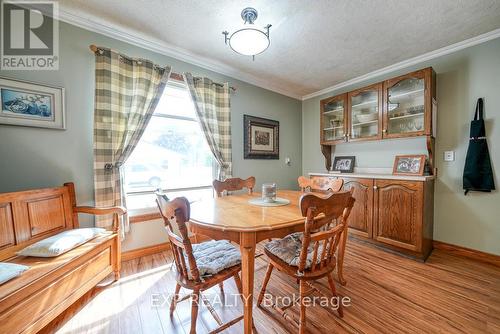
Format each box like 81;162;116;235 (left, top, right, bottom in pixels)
285;157;291;166
444;151;455;162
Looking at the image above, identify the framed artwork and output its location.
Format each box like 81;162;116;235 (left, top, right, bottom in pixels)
244;115;279;159
393;155;426;176
332;156;355;173
0;77;65;129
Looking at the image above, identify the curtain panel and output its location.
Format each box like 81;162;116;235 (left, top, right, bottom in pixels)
184;73;232;180
93;47;171;237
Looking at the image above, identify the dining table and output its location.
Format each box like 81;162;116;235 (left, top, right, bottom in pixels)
189;190;349;334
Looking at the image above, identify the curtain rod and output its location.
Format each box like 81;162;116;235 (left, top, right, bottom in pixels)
89;45;236;92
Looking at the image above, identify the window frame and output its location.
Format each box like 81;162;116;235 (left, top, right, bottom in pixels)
125;79;216;217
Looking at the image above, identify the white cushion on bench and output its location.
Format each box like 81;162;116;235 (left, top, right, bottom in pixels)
16;228;106;257
0;262;29;284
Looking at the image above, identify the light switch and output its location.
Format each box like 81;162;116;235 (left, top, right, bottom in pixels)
444;151;455;162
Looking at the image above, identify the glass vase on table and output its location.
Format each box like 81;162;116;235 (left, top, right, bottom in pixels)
262;183;277;203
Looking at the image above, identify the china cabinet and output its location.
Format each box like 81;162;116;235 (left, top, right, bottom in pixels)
319;67;437;173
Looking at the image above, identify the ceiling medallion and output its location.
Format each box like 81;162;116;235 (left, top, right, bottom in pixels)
222;7;271;60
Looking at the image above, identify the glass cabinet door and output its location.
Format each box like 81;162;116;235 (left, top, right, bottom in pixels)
349;84;382;141
321;94;346;144
385;75;425;136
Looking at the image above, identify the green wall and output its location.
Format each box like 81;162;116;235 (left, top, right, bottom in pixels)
302;38;500;255
0;22;302;226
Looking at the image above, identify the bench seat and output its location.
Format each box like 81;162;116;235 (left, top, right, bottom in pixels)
0;183;123;334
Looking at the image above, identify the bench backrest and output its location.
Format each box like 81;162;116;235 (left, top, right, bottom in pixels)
0;183;78;261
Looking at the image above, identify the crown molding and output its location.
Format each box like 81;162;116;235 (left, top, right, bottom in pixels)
301;28;500;101
57;8;302;100
57;8;500;102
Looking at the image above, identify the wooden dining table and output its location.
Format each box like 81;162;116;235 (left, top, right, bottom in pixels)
189;190;349;334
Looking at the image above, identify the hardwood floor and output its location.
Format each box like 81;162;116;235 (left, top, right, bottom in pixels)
41;238;500;334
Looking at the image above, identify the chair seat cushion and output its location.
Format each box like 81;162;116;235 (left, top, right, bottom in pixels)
189;240;241;278
265;233;329;269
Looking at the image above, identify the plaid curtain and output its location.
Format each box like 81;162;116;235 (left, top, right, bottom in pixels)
93;47;171;237
184;73;232;180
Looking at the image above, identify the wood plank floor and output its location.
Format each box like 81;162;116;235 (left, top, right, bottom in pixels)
41;239;500;334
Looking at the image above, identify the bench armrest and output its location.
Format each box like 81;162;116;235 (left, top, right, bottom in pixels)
74;206;127;232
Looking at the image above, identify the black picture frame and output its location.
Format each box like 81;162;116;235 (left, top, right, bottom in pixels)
244;115;279;159
332;156;355;173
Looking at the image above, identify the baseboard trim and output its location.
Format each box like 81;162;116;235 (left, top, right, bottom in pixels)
433;240;500;267
121;242;171;262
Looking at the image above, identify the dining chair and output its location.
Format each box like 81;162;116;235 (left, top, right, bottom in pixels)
297;176;312;192
156;193;244;334
212;176;270;244
257;191;355;334
213;176;256;197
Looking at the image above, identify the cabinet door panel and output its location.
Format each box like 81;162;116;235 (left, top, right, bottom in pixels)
374;180;423;251
343;178;373;238
382;68;433;139
347;83;383;142
320;94;348;145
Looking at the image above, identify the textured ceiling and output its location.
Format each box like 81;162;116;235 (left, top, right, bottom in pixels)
59;0;500;98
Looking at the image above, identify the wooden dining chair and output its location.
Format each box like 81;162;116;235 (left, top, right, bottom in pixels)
297;176;312;192
257;191;355;334
156;193;244;334
212;176;271;245
298;176;343;193
213;176;256;197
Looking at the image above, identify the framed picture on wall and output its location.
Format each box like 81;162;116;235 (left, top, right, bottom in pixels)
244;115;279;159
0;77;65;129
393;155;426;176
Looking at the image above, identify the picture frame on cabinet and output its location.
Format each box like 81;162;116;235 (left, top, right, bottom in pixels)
393;155;426;176
332;156;355;173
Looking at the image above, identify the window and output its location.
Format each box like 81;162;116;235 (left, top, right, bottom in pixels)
124;81;214;213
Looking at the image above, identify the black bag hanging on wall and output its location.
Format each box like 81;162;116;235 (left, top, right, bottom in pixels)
463;98;495;195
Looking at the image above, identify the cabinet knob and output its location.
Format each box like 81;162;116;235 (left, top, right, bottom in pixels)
382;129;387;133
373;185;378;190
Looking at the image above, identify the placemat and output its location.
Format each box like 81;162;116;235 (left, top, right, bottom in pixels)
248;197;290;207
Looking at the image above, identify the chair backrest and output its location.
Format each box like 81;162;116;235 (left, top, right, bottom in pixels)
212;176;256;197
156;193;201;282
297;190;355;274
298;176;312;192
298;176;344;193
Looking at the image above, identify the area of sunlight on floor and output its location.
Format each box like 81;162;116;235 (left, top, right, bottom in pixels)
56;263;173;334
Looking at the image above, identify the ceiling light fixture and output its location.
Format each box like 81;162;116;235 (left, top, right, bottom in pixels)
222;7;271;60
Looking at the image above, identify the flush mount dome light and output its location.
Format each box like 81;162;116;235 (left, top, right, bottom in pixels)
223;7;271;60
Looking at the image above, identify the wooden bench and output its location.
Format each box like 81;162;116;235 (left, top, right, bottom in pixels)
0;182;124;334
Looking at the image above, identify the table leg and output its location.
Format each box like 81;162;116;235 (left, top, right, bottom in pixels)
240;233;256;334
337;228;348;286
